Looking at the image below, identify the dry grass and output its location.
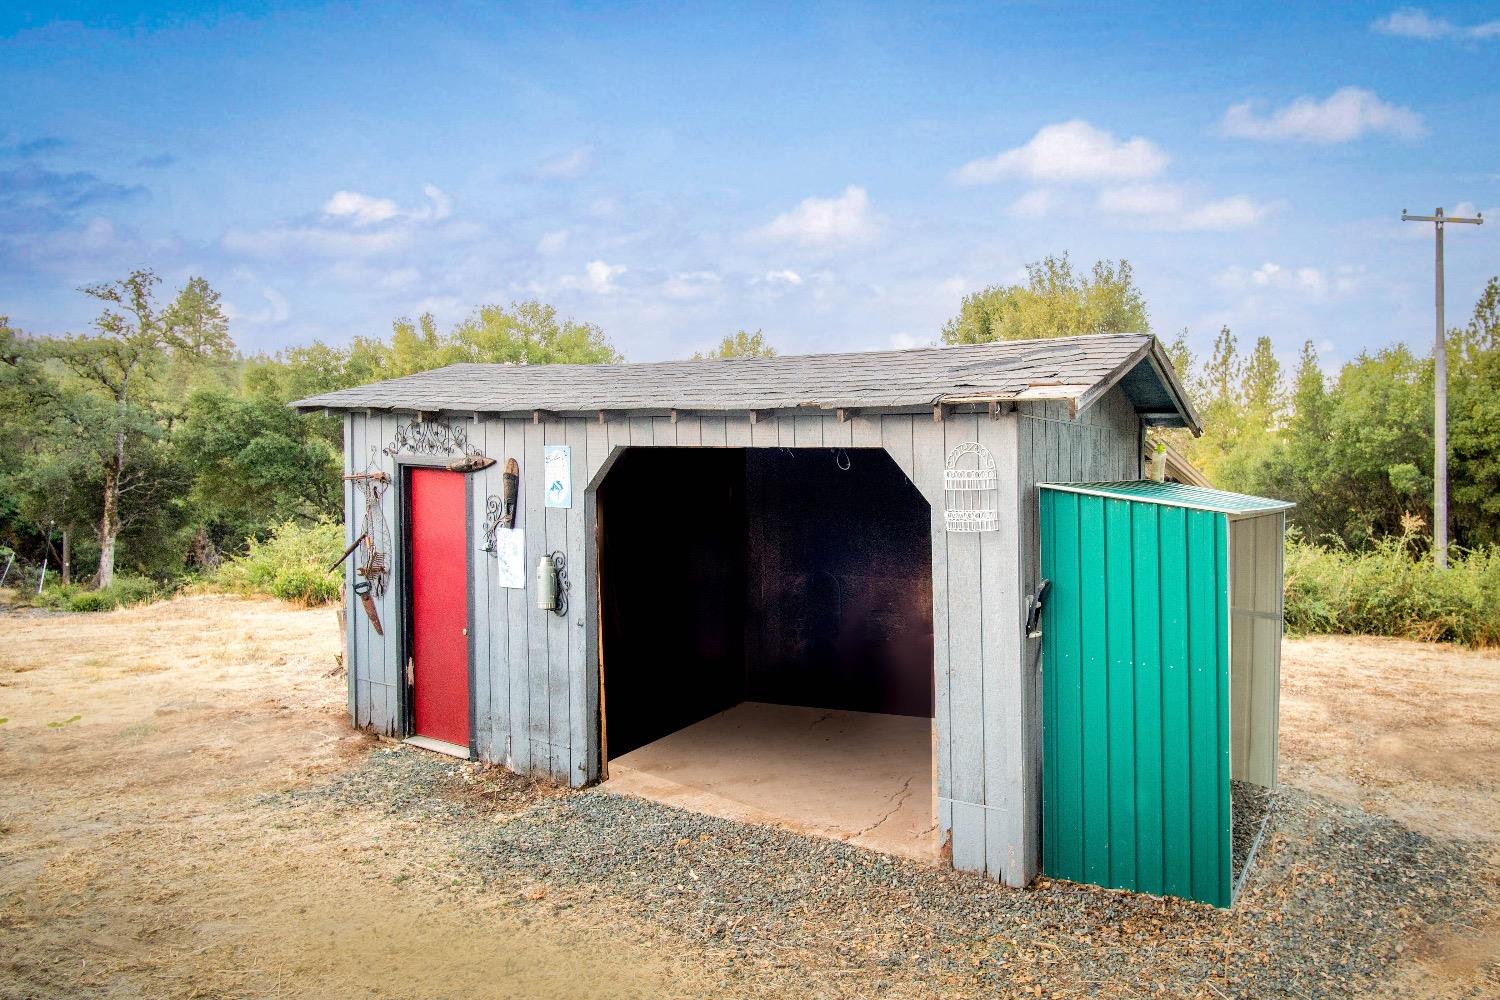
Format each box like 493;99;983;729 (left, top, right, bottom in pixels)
0;596;1497;998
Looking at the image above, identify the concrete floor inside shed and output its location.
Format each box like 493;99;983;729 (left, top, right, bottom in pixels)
602;702;938;862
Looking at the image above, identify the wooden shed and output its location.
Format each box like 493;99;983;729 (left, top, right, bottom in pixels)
293;332;1202;887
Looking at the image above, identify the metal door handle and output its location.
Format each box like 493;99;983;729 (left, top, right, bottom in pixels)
462;626;469;636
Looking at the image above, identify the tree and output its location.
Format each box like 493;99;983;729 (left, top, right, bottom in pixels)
1242;336;1285;428
451;300;621;366
41;270;178;587
1450;277;1500;545
942;254;1150;344
1164;328;1194;383
693;329;776;360
175;388;341;559
164;276;233;359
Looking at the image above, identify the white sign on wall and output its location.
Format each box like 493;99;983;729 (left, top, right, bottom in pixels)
543;444;572;508
493;529;526;589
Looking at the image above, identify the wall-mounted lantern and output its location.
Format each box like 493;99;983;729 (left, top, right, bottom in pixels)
537;551;569;616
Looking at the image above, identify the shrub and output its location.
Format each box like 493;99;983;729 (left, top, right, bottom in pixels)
1284;530;1500;647
38;575;166;613
216;519;344;606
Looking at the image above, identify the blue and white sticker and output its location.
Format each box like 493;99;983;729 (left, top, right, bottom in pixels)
542;444;572;509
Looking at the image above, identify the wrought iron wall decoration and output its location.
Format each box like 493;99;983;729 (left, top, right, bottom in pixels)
382;419;483;459
943;441;1000;533
480;495;505;553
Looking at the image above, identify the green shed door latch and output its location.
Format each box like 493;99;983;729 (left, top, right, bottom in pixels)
1025;579;1051;638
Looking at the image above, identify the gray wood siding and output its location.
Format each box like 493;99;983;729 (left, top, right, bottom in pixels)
1010;387;1142;884
340;388;1142;882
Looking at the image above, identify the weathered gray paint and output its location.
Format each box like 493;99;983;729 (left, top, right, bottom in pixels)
340;386;1143;885
1229;511;1284;788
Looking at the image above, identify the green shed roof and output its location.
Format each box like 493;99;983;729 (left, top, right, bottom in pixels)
1039;481;1293;518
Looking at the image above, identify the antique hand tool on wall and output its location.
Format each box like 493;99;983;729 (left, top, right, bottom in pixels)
352;580;384;636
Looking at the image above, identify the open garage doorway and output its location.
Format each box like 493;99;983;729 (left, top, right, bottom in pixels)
596;446;936;860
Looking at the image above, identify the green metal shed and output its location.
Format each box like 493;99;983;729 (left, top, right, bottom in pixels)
1039;480;1292;907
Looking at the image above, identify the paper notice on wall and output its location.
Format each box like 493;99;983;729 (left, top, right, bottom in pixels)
494;529;525;589
543;444;572;508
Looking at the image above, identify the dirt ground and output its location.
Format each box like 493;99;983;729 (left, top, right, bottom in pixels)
1;594;1497;998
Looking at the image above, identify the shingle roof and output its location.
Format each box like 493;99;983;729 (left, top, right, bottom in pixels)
290;332;1200;432
1039;481;1293;517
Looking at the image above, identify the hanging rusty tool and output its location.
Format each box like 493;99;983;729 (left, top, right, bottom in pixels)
352;581;384;636
327;532;369;573
346;451;392;599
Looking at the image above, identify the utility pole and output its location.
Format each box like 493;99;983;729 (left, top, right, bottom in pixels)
1402;207;1483;568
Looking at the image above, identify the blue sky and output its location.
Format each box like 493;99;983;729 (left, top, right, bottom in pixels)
2;2;1497;368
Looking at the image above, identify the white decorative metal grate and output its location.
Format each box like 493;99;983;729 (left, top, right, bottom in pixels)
943;441;999;532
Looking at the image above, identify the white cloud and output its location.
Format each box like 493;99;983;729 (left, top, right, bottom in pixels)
939;275;966;297
953;120;1169;185
413;183;452;221
322;184;452;224
580;259;626;294
1177;195;1271;230
1096;184;1181;216
537;229;569;255
535;146;594;180
323;190;400;225
1213;261;1367;297
1009;189;1056;218
753;185;880;249
1221;87;1425;143
662;270;721;300
1097;184;1272;230
1373;8;1500;40
378;267;421;290
888;332;922;349
1447;201;1496;219
222;224;408;258
763;269;803;285
224;288;290;325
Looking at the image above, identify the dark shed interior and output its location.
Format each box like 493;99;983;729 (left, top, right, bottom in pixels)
598;447;933;760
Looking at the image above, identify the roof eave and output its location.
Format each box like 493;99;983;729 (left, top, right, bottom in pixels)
1071;336;1202;436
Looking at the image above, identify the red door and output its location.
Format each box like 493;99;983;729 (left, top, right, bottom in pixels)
409;468;469;748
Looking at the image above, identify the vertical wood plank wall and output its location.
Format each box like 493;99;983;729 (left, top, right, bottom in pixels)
339;385;1142;884
1009;390;1142;883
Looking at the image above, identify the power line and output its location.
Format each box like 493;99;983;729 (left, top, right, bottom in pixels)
1401;207;1483;569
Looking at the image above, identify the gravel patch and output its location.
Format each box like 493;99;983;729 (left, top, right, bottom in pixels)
1232;779;1274;883
283;746;1495;998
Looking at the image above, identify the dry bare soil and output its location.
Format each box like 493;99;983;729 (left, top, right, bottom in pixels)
1;594;1497;998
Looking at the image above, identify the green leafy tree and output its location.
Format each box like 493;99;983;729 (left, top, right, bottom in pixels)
174;388;341;559
1451;277;1500;545
164;276;233;359
450;300;621;366
1164;329;1194;383
1242;336;1286;428
40;270;179;587
942;254;1150;344
692;329;776;359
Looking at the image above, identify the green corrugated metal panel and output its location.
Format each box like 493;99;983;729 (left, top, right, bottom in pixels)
1040;480;1293;518
1041;489;1232;907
